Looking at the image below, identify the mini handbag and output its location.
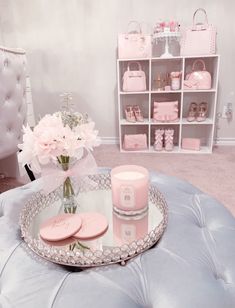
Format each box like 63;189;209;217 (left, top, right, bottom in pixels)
153;101;179;122
182;138;201;151
180;8;216;56
184;59;211;90
118;21;152;59
122;62;147;92
123;134;148;151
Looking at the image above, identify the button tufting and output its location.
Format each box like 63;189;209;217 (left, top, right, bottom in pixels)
4;58;8;67
195;221;206;228
214;272;227;283
5;93;11;101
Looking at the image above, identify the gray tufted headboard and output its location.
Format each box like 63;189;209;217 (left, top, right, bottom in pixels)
0;46;27;176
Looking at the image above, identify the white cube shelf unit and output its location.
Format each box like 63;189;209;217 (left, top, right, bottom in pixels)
117;54;220;153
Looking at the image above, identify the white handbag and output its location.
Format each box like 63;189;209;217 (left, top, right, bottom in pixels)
180;8;216;56
118;21;152;59
122;62;147;92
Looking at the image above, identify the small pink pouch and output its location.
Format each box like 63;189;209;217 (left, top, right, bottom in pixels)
182;138;201;151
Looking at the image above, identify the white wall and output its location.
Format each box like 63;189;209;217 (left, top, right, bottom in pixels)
0;0;234;141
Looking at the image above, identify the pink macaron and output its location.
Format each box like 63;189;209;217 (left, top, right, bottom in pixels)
39;213;82;242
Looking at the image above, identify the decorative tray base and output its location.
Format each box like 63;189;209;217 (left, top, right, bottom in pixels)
20;173;168;268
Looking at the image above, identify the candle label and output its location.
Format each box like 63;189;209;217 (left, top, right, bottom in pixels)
120;185;135;208
121;224;136;243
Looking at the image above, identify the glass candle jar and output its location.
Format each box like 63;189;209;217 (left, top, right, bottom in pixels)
171;77;180;90
111;165;149;215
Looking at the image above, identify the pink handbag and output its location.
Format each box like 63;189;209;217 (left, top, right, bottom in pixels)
123;134;148;151
153;101;179;122
122;62;147;92
184;59;211;90
118;21;152;59
180;8;216;56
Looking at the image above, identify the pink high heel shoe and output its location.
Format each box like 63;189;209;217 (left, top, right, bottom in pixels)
125;105;136;123
197;102;208;122
187;102;198;122
133;105;144;122
164;129;174;151
154;129;164;151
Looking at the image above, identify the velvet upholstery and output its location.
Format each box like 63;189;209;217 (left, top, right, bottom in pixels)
1;170;235;307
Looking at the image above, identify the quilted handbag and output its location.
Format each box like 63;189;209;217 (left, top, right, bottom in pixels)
122;62;147;92
153;101;179;122
184;59;211;90
180;8;216;56
123;134;148;151
118;21;152;59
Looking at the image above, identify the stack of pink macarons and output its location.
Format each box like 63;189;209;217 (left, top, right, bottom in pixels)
39;212;108;246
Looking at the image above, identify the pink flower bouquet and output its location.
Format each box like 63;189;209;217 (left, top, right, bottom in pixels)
18;110;101;213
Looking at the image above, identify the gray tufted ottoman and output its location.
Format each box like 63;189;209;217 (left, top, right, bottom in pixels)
1;170;235;308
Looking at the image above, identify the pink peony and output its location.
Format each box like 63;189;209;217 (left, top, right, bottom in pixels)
76;121;101;150
18;112;100;173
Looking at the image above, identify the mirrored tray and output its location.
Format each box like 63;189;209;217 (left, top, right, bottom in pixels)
20;173;168;268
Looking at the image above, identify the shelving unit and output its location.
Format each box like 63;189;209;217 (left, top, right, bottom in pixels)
117;54;220;153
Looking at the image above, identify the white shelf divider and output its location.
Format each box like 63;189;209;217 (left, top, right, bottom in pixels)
181;118;214;125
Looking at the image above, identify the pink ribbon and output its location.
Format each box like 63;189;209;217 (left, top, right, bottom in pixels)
38;151;97;194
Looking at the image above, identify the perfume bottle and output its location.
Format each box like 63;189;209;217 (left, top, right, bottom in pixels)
164;73;171;91
155;74;163;91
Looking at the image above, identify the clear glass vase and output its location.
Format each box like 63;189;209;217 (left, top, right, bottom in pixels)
60;160;78;214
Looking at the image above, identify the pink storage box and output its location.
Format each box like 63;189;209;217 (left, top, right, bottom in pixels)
182;138;201;151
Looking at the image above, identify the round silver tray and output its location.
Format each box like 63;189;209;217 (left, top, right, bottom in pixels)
20;173;168;268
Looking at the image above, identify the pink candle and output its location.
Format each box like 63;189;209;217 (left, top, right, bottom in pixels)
111;165;149;214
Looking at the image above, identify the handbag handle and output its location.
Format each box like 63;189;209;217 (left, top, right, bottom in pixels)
127;20;142;34
192;59;206;71
192;8;209;30
127;61;142;71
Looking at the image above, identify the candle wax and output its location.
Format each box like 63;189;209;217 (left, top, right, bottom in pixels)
114;171;145;181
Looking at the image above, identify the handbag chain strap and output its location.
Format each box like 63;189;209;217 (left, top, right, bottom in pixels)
193;8;209;29
192;59;206;71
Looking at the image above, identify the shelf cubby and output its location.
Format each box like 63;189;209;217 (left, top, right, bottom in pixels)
150;124;180;148
181;124;213;152
182;92;216;123
118;60;150;92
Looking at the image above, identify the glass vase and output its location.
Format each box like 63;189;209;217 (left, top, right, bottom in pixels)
60;160;78;214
